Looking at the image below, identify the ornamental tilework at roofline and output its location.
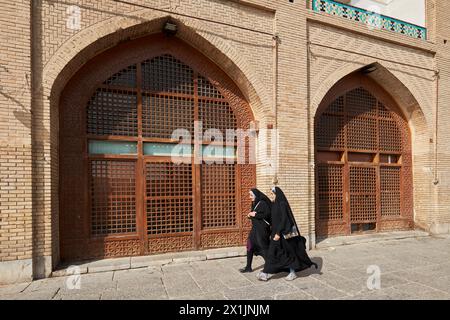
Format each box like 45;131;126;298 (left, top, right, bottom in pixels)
312;0;427;40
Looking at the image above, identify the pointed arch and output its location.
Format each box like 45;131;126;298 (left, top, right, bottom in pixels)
46;16;271;124
314;72;414;238
59;33;256;262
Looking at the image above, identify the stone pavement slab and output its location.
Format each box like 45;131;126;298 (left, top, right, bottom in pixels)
2;234;450;300
222;281;297;300
188;270;229;293
162;272;203;299
274;290;316;300
0;282;30;297
316;230;430;249
51;246;247;277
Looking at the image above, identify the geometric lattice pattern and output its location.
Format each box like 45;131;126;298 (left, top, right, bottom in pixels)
77;52;247;260
316;85;410;236
379;118;402;152
198;75;224;98
142;95;194;139
316;87;403;152
349;166;377;193
347;116;377;150
201;164;236;228
90;160;136;235
349;193;377;222
103;64;137;87
347;87;378;117
87;89;138;136
142;54;194;94
327;95;344;113
349;166;377;222
201;232;241;248
146;162;193;235
200;100;237;143
317;164;344;221
148;235;194;254
380;166;401;216
316;114;345;149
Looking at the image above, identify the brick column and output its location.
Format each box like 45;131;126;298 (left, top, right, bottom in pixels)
0;1;34;284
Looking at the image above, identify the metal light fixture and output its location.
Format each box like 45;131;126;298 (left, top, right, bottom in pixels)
360;63;378;74
163;20;178;36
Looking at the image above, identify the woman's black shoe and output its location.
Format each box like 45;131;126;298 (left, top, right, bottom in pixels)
239;267;252;273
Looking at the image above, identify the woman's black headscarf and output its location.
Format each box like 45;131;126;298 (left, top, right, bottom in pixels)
250;188;272;211
272;186;299;236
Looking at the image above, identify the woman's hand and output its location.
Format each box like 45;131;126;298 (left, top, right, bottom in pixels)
273;234;280;241
248;211;256;218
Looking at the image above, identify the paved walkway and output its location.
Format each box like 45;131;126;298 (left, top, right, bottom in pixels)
1;235;450;300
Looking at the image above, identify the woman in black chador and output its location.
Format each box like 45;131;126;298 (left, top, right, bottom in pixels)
257;186;318;281
239;188;272;273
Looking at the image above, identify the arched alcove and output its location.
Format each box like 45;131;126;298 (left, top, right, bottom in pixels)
59;33;256;262
314;72;414;238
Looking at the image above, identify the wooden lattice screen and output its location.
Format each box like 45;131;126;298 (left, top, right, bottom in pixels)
60;40;255;262
349;166;377;223
317;164;344;222
201;164;237;229
146;162;194;236
315;84;413;237
89;160;137;236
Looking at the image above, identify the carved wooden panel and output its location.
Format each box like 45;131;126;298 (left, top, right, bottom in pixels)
102;239;141;257
148;235;194;254
200;232;241;249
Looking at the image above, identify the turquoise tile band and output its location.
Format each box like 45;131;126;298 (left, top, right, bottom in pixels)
312;0;427;40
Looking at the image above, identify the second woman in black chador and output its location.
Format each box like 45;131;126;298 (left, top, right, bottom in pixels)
257;186;318;281
239;188;272;273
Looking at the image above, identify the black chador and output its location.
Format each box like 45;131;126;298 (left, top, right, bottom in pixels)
262;187;318;275
240;188;272;273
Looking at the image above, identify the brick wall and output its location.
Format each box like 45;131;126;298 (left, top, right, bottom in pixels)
433;0;450;231
0;1;33;264
0;0;448;282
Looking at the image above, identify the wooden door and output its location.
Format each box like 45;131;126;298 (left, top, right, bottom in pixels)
59;35;255;262
315;75;414;238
